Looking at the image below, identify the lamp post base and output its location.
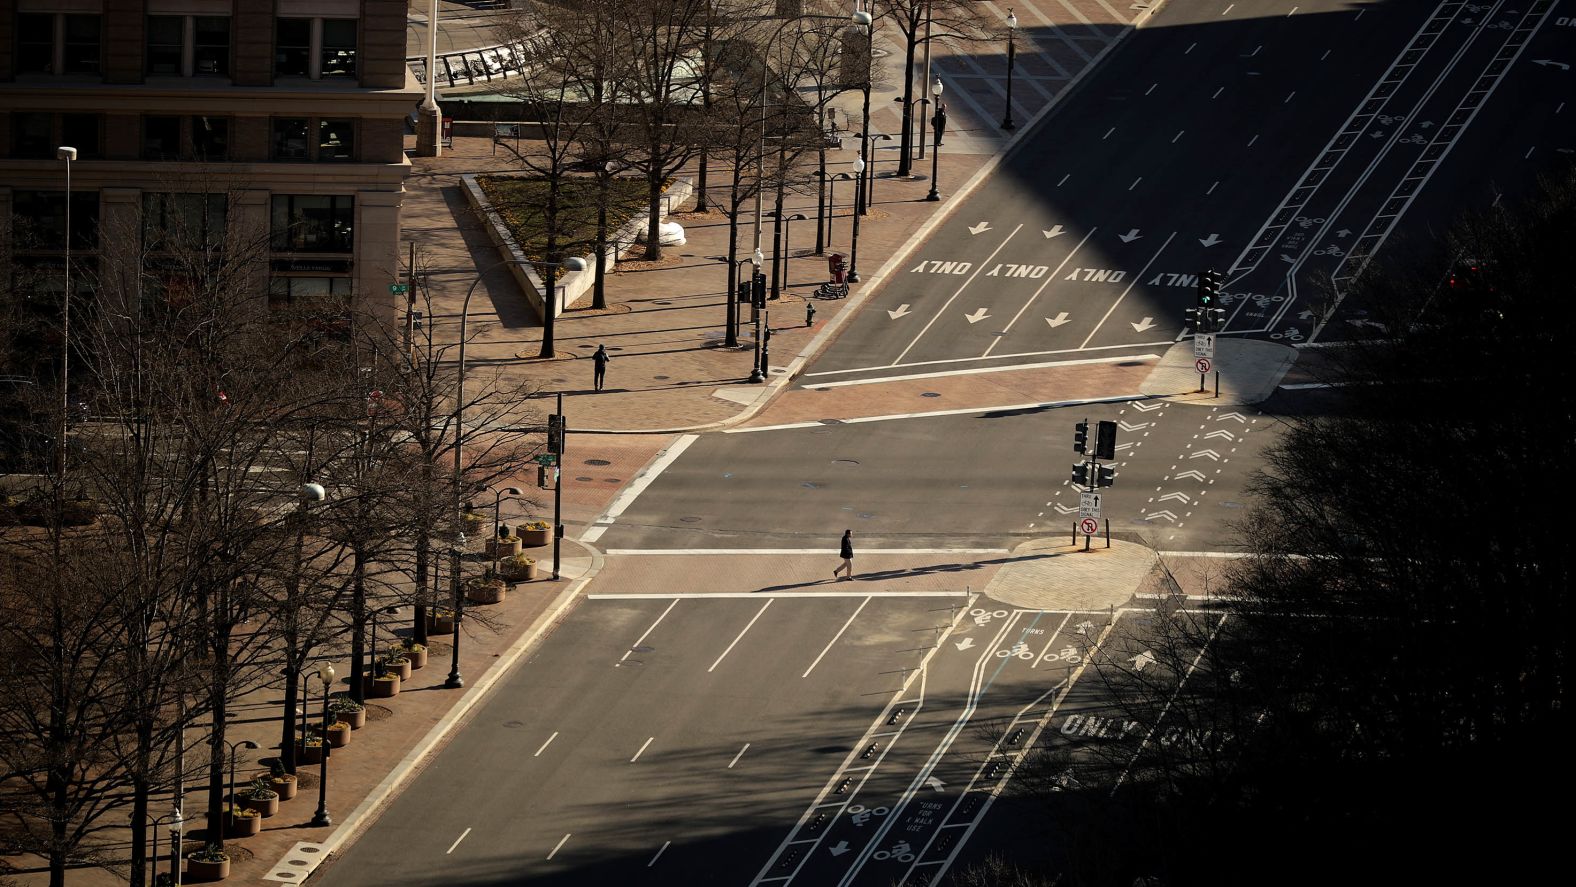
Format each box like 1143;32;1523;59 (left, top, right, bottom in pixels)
1002;118;1016;131
925;189;940;202
848;270;861;283
415;105;442;158
311;812;331;828
444;674;463;689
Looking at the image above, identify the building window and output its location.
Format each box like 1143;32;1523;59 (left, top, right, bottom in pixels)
61;114;100;160
191;116;229;161
143;193;227;252
63;15;101;74
321;19;357;78
271;118;310;160
16;13;53;74
271;195;354;253
276;18;311;77
146;16;183;75
143;116;181;160
268;275;352;311
11;190;100;251
194;17;230;76
318;119;355;161
11;112;53;158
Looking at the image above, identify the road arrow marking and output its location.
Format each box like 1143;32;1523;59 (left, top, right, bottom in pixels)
1144;510;1178;522
1280;253;1297;263
1130;316;1157;332
1174;469;1206;481
1119;228;1143;243
1419;121;1434;129
1199;233;1222;247
1189;449;1222;460
1204;429;1236;441
956;637;977;651
1335;228;1352;238
829;841;851;857
925;776;946;792
1299;309;1316;320
1076;620;1096;634
888;303;912;319
1533;59;1570;70
1130;401;1162;412
965;308;991;323
1054;504;1078;515
1159;492;1192;503
1044;225;1066;238
1046;311;1072;328
1118;421;1149;431
969;222;992;235
1216;412;1247;423
1130;650;1156;672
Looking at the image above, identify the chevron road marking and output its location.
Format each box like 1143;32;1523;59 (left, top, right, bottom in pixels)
1189;449;1222;461
1204;430;1236;441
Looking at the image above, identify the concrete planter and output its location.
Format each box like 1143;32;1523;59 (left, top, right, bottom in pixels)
186;854;230;882
486;537;522;558
520;527;551;548
240;793;278;818
269;775;297;801
227;811;261;838
400;645;428;669
383;658;412;681
369;675;400;698
466;581;506;605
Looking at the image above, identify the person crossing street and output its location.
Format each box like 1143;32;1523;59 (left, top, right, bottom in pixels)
592;344;611;392
832;529;855;581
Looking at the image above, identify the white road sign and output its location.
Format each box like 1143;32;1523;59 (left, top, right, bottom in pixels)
1195;357;1213;374
1079;491;1103;520
1078;517;1100;536
1194;333;1215;359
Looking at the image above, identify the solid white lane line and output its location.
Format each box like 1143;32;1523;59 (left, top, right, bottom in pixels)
1103;127;1115;139
589;591;972;599
804;337;1167;378
1171;130;1184;143
892;225;1024;366
446;828;472;855
728;743;751;769
982;227;1099;355
1031;612;1074;669
1207;181;1219;195
708;601;773;673
547;834;570;860
1212;86;1224;99
533;732;559;757
1057;173;1070;186
1222;3;1234;13
1146;82;1157;94
803;597;871;678
1129;177;1142;190
1079;232;1177;349
732;392;1151;434
648;841;671;867
631;737;654;763
1247;134;1259;147
580;435;697;543
621;598;679;662
602;548;1006;555
804;352;1157;389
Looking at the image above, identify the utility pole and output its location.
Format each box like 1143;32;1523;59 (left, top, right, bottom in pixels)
548;398;565;580
1071;419;1117;550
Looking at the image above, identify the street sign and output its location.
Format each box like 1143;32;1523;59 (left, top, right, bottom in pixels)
1078;491;1102;520
389;283;410;295
1194;333;1215;359
534;453;558;466
1195;357;1213;374
1078;517;1099;536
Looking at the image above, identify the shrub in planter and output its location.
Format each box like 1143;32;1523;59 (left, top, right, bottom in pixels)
487;534;522;558
369;672;400;698
398;641;428;670
297;737;324;764
186;843;230;882
227;805;261;838
241;777;279;817
267;762;298;800
501;554;538;582
330;695;366;730
466;576;506;605
520;519;552;547
429;608;456;634
383;652;412;681
323;721;352;748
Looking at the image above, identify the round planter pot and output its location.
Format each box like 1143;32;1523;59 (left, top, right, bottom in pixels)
269;776;297;801
504;562;539;583
487;538;523;558
384;659;412;681
228;813;261;838
429;613;455;634
401;647;428;670
369;676;401;698
242;794;279;818
334;708;366;730
520;527;552;547
325;725;351;748
296;742;323;765
467;583;506;605
186;855;230;882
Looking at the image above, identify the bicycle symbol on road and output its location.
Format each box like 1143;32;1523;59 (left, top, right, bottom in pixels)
1398;134;1427;145
1041;645;1083;665
996;642;1035;660
846;804;890;826
1252;293;1286;306
1270;327;1305;342
970;608;1009;626
873;840;917;862
1312;245;1346;257
1293;216;1326;229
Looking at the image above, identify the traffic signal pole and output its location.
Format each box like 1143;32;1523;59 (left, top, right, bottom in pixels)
550;395;564;580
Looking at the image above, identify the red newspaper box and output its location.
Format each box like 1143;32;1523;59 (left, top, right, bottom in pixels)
828;253;847;285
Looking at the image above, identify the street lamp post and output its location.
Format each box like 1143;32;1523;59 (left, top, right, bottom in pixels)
918;0;935;162
926;78;944;202
748;249;766;384
848;156;866;283
1002;11;1018;131
149;809;178;887
490;486;522;579
863;132;893;213
419;0;442;156
826;172;855;250
778;213;807;295
221;739;258;832
593;161;615;310
855;10;874;213
444;532;466;688
167;808;183;886
368;605;399;680
56;146;75;480
310;664;335;827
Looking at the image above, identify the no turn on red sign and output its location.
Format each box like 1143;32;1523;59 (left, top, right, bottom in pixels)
1195;357;1213;374
1078;518;1100;536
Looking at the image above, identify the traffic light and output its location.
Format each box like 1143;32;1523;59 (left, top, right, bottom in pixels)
1184;307;1200;333
1209;307;1226;331
547;414;565;454
1095;420;1117;460
737;280;751;303
1073;420;1088;454
752;272;767;309
1071;462;1091;486
1197;269;1220;309
1096;465;1116;488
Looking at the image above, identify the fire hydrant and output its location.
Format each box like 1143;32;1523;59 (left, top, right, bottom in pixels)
805;302;817;328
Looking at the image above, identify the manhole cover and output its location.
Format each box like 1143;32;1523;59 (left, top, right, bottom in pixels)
502;720;524;728
585;459;611;466
832;459;859;466
679;516;703;523
603;478;621;483
576;344;595;349
921;392;941;398
653;300;672;305
575;476;594;482
653;375;670;380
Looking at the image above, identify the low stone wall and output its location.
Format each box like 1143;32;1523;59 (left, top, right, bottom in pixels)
461;174;694;320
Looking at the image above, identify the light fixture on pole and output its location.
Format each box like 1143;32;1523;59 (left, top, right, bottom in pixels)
490;486;522;579
827;172;855;250
222;738;258;834
853;9;874;215
444;531;466;688
419;0;442;156
926;78;945;202
55;146;75;480
1002;11;1018;131
848;156;866;283
168;807;183;886
748;248;766;384
778;213;807;293
863;132;892;212
310;664;335;827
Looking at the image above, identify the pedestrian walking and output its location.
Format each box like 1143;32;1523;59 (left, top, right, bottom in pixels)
832;529;854;581
592;344;610;391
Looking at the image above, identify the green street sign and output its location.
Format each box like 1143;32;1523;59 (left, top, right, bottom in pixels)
535;453;558;466
389;283;411;294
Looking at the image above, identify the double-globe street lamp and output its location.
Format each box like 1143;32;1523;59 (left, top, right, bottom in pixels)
861;132;892;215
926;78;945;202
310;663;336;827
771;212;807;301
490;486;523;579
219;738;258;832
1002;10;1019;131
825;171;856;254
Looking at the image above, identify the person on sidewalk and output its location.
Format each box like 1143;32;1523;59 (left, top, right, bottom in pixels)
833;529;854;581
592;344;611;391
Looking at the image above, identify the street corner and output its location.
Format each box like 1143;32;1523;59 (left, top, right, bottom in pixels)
980;537;1159;611
1142;338;1299;406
